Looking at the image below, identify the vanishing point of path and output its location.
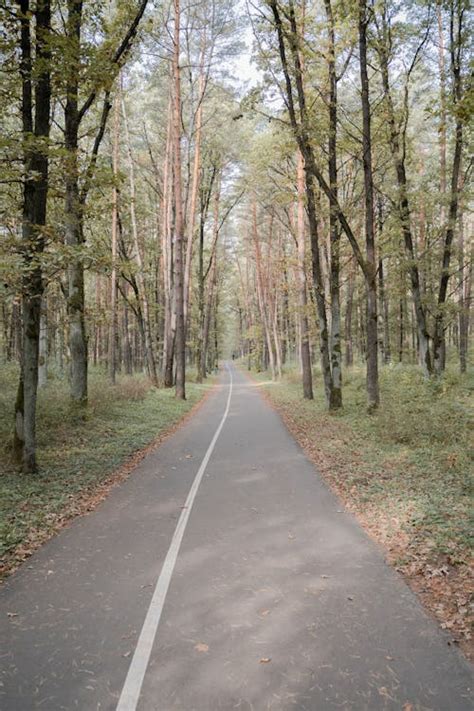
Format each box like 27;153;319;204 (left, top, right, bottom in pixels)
1;364;472;710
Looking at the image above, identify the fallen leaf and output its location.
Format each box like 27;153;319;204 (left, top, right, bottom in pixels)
321;574;330;579
403;703;414;711
194;643;209;653
259;609;270;617
259;657;271;663
7;612;18;618
122;651;131;658
347;595;354;601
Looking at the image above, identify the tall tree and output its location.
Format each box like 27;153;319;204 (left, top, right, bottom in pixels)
358;0;379;411
432;0;467;374
122;95;158;385
323;0;342;408
172;0;186;400
109;92;120;385
13;0;52;472
295;151;313;399
374;2;433;376
269;0;336;407
63;0;149;406
268;0;379;409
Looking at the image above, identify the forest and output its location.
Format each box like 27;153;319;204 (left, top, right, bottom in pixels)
0;0;472;651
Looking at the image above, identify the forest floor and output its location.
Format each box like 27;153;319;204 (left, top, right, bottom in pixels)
250;362;473;660
0;364;214;582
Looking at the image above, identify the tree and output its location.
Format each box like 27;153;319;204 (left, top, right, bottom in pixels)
432;0;468;374
63;0;150;407
358;0;379;411
172;0;186;400
268;0;379;410
13;0;52;473
374;1;433;376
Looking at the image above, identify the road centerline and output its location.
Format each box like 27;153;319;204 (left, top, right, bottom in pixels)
116;364;233;711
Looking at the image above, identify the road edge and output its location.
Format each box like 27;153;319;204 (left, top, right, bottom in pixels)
0;377;220;584
238;365;473;665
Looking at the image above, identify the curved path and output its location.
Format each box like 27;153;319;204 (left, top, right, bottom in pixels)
1;364;472;710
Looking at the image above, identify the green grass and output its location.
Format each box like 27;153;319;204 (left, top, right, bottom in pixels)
252;362;473;564
0;364;213;573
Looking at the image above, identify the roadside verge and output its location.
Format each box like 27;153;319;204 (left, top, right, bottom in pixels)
242;365;473;662
1;372;217;582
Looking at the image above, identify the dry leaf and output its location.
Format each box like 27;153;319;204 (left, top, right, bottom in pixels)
259;609;270;617
195;643;209;653
259;657;271;664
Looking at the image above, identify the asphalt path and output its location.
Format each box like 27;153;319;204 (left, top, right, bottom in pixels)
1;363;472;710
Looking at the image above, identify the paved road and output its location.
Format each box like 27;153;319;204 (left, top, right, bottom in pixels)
1;364;472;710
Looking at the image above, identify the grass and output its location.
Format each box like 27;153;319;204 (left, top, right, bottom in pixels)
0;363;213;578
250;361;473;652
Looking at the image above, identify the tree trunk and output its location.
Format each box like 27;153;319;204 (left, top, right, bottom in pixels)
38;297;48;387
324;0;342;408
172;0;186;399
109;93;120;385
252;201;276;380
14;0;51;472
122;96;158;384
184;49;205;332
345;259;355;367
196;214;206;383
399;296;405;362
358;0;379;411
122;288;133;375
201;253;216;379
64;0;88;406
378;258;391;364
432;1;465;374
161;106;174;386
459;245;471;374
437;3;447;221
296;152;313;399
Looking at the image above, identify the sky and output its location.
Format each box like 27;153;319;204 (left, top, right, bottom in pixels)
227;5;263;92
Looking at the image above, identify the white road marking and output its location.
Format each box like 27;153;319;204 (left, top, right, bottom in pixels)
116;365;233;711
